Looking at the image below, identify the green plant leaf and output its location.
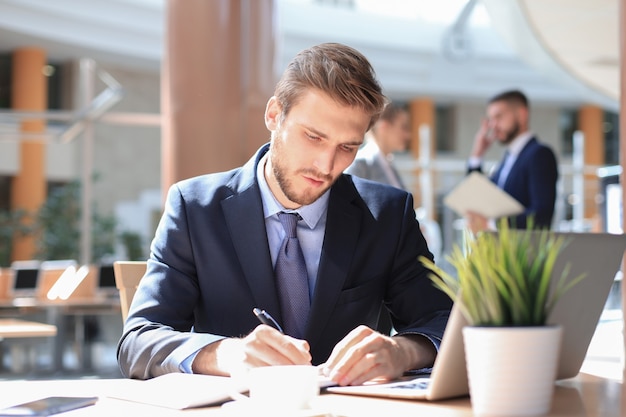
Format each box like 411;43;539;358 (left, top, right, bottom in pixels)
420;218;584;327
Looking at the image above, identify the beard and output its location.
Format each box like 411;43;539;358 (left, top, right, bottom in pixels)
501;121;521;145
269;134;334;207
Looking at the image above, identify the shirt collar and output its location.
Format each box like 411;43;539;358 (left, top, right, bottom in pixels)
506;131;534;157
256;153;329;229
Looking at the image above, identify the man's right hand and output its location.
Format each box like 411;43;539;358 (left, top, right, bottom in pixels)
192;325;312;376
465;211;490;235
470;118;494;158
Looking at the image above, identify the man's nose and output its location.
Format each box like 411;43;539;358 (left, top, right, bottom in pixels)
313;149;335;175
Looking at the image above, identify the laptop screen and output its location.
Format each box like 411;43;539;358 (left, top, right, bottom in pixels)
98;264;116;289
14;268;39;290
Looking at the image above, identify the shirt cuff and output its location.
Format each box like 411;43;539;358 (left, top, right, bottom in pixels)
180;350;200;373
467;156;482;169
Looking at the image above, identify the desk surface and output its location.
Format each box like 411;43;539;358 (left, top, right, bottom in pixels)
0;318;57;339
0;372;621;416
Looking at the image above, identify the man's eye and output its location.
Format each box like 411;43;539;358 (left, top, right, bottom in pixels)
306;133;320;141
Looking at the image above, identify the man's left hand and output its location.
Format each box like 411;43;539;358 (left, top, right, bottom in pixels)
321;326;436;386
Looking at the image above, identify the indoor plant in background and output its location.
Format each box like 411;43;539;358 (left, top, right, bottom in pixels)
421;221;585;417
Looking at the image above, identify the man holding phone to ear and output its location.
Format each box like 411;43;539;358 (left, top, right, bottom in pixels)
465;90;558;233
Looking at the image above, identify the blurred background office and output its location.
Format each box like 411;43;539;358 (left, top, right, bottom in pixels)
0;0;622;379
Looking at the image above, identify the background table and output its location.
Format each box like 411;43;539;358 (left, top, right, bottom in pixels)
1;297;120;373
0;318;57;373
0;318;57;339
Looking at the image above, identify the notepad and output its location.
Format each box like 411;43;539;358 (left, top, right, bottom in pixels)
107;371;335;410
107;374;248;409
443;172;524;219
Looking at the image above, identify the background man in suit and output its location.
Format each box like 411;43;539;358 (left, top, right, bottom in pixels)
117;43;452;386
466;90;558;233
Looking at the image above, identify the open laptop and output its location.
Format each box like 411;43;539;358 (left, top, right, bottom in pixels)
95;263;119;299
327;232;626;401
9;260;42;299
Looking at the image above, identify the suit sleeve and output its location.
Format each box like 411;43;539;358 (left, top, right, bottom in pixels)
386;193;453;348
116;184;224;380
511;146;558;229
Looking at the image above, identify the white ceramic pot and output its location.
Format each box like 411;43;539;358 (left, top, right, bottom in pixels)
463;325;562;417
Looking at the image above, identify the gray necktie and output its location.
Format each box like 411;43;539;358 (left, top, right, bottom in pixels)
275;212;310;338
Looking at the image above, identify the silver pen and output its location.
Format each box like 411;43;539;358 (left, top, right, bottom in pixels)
253;307;284;333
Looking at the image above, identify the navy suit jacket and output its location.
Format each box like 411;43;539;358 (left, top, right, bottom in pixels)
470;137;558;229
118;144;452;379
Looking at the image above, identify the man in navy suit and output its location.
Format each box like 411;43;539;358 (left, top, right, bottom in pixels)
117;43;452;386
466;90;558;232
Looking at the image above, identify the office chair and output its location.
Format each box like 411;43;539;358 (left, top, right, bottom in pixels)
113;261;147;323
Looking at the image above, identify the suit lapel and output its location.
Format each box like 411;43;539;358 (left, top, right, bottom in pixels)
501;137;537;189
306;176;362;345
221;145;282;320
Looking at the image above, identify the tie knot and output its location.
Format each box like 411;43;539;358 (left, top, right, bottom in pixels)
278;212;300;238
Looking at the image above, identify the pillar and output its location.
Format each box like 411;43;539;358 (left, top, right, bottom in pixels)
409;98;436;213
578;104;604;223
162;0;275;193
618;2;626;386
10;47;47;261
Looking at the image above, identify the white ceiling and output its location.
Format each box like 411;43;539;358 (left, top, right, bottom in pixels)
0;0;619;109
483;0;618;101
0;0;164;71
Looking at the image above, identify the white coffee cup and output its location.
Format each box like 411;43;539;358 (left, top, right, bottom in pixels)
247;365;320;410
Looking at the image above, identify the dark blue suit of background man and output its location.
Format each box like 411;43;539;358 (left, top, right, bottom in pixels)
466;90;558;233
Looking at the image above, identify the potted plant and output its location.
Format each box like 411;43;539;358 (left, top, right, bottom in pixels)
420;220;584;417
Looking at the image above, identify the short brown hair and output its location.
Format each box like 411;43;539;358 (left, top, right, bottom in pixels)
378;102;407;123
274;43;387;129
488;89;529;109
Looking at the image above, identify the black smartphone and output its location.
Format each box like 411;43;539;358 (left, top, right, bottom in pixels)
0;396;98;416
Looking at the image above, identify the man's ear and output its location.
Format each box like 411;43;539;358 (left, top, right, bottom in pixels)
517;106;529;128
265;96;281;130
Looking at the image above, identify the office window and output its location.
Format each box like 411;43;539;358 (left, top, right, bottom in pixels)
560;109;578;156
0;55;68;111
604;111;619;165
46;62;65;110
0;54;9;109
0;176;10;211
436;105;454;152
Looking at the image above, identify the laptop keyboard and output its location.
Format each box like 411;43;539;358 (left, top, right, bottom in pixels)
390;378;431;390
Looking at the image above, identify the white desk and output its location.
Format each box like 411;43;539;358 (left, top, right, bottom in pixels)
0;372;621;416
